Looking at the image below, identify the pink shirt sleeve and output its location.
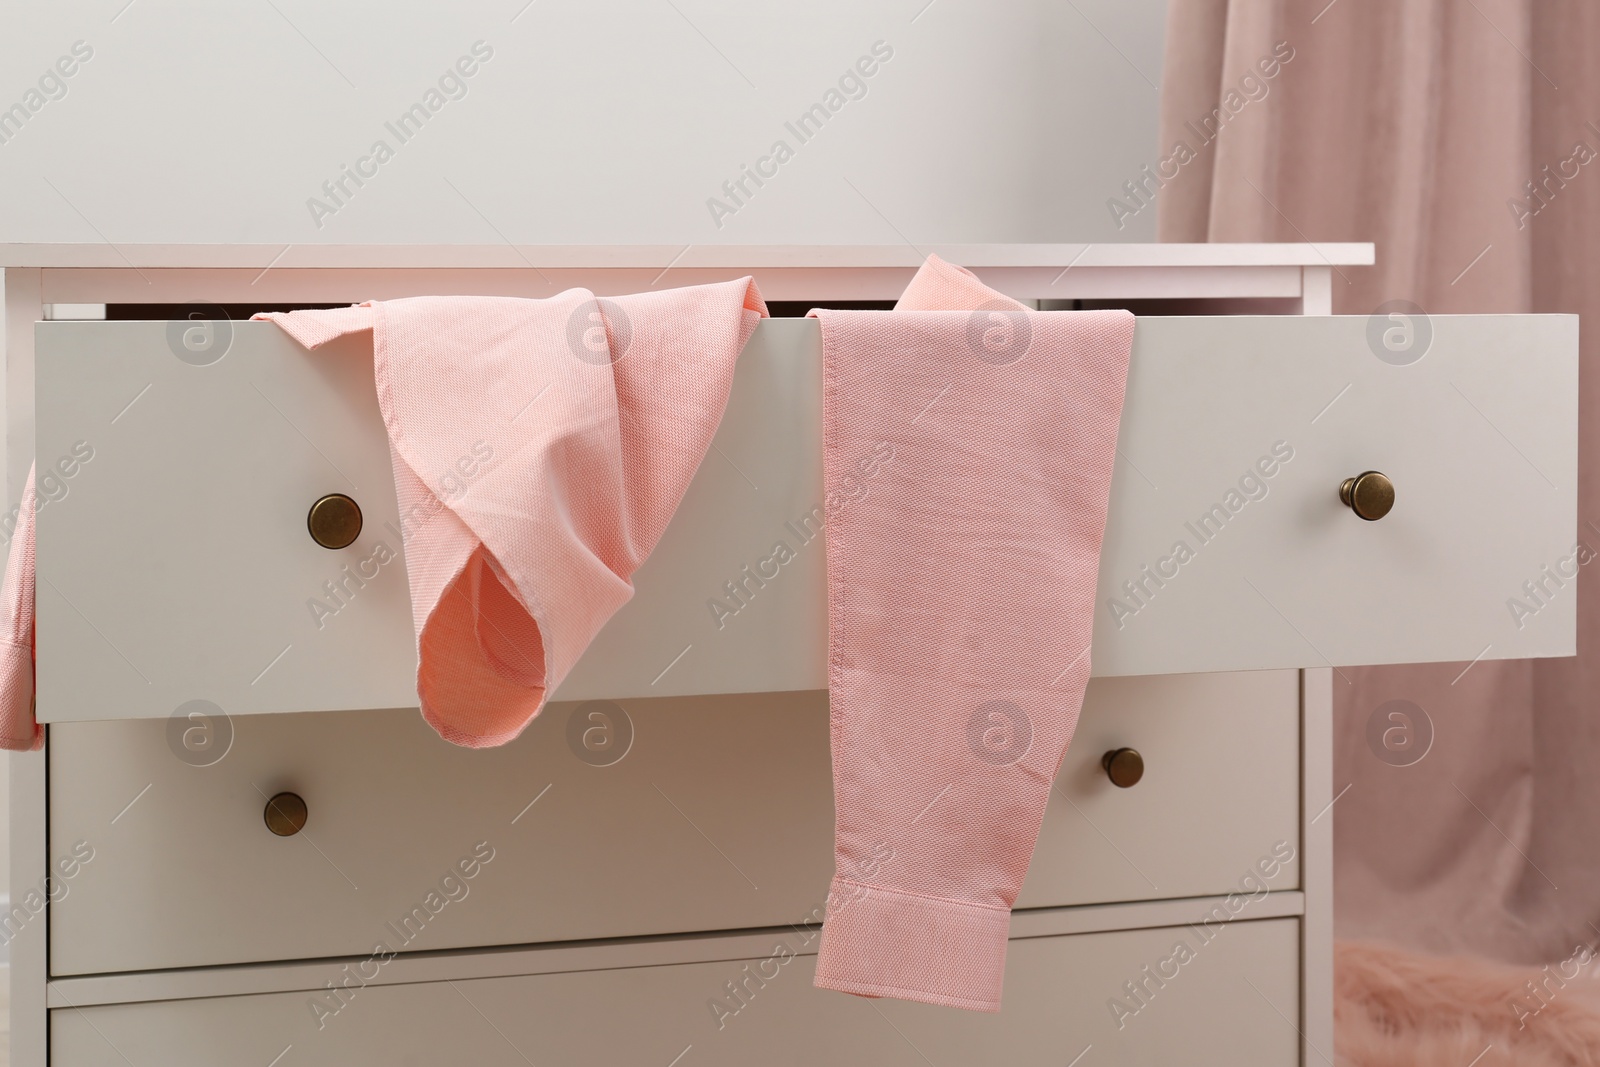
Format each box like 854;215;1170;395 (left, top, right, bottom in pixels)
811;256;1133;1011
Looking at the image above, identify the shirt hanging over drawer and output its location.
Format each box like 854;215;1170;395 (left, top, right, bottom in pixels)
30;312;1576;723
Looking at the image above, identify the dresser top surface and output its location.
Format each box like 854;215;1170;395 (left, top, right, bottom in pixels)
0;243;1376;270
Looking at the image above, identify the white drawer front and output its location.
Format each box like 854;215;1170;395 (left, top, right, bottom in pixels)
51;920;1303;1066
33;314;1574;722
1100;313;1576;675
35;320;419;722
49;672;1297;975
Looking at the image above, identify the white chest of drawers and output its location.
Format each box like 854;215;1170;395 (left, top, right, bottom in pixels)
2;243;1579;1066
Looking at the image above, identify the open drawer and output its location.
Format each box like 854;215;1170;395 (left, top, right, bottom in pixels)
33;314;1576;722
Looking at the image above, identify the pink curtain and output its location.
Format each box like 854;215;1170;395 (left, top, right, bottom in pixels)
1158;0;1600;963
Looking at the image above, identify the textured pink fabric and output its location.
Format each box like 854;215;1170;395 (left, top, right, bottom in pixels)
0;467;41;751
895;256;1028;315
256;281;765;747
811;255;1134;1011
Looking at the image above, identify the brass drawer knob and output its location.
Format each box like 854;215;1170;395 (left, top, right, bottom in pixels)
307;494;362;549
1339;471;1394;521
1102;748;1144;788
264;792;309;836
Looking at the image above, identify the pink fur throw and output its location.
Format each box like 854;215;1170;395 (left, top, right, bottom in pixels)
1338;940;1600;1066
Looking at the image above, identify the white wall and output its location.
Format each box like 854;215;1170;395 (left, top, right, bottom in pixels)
0;0;1166;246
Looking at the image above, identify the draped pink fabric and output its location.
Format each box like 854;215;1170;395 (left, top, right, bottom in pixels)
1158;0;1600;965
255;282;765;747
0;467;41;751
811;256;1134;1010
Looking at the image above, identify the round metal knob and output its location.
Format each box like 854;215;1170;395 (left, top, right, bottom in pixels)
264;792;308;836
1102;748;1144;788
307;494;362;549
1339;471;1395;521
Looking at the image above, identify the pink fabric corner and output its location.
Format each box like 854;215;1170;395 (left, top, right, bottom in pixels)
810;255;1134;1011
257;279;766;747
896;253;1028;315
0;467;42;752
